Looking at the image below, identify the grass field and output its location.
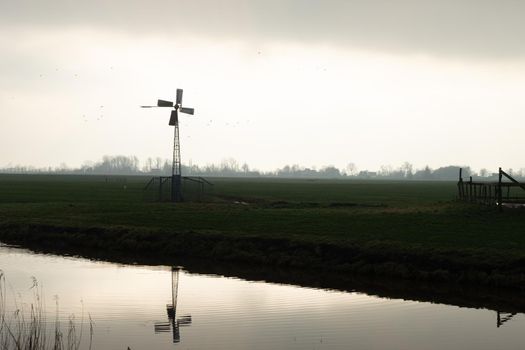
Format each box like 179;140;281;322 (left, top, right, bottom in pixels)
0;174;464;246
1;174;525;288
0;174;456;204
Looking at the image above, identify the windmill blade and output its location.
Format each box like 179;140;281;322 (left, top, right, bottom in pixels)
179;107;194;115
169;109;178;126
158;99;174;107
176;89;183;105
140;105;158;108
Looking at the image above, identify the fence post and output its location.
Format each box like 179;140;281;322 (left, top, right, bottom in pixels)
498;167;503;212
159;177;163;202
469;176;473;202
458;168;463;200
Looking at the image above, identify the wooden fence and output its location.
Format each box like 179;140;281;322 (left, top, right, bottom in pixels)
458;168;525;211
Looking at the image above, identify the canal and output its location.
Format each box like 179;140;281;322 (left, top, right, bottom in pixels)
1;244;523;349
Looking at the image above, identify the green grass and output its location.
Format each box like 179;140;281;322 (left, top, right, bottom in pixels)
1;174;525;287
210;177;457;205
0;174;456;205
0;174;522;251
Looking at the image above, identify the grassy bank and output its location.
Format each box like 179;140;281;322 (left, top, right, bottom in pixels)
1;174;525;288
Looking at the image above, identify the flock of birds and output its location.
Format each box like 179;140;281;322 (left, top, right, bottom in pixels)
82;105;105;123
37;65;262;131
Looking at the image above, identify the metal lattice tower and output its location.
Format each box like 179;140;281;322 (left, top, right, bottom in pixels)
141;89;195;202
153;267;192;343
172;112;182;202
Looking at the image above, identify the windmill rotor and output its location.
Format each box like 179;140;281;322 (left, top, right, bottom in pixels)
169;110;178;126
158;99;174;107
179;107;194;115
142;90;195;122
176;89;183;105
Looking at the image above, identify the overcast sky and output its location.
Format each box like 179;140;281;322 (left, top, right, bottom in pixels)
1;0;525;172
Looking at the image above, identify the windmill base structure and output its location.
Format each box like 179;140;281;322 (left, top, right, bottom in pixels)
172;175;182;202
141;88;212;203
143;175;213;203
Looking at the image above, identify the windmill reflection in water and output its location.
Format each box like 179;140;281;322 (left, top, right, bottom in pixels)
150;267;517;342
154;267;192;343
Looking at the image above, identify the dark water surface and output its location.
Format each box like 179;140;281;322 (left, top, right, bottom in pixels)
1;244;524;349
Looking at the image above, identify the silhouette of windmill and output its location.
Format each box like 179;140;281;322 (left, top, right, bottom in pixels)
141;89;195;202
154;267;192;343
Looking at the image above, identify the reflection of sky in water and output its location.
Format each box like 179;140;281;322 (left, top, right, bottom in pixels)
1;245;524;350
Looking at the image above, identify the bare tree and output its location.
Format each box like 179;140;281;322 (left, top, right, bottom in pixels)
345;163;358;176
401;162;413;179
241;163;250;175
379;165;393;177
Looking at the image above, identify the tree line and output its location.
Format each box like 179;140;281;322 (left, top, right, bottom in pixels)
1;155;524;181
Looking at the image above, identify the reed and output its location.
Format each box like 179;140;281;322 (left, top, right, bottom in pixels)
0;271;93;350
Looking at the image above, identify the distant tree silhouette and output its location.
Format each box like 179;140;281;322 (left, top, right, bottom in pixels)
345;163;358;176
414;166;433;180
433;165;471;180
241;163;250;175
0;156;506;181
401;162;413;179
379;165;393;177
479;168;488;177
319;166;341;178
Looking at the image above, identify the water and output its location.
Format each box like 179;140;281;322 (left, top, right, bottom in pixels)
1;244;524;349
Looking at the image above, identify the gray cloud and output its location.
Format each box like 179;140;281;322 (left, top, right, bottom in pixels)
2;0;525;58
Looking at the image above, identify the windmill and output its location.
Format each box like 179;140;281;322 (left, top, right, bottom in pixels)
153;267;192;343
141;89;195;202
